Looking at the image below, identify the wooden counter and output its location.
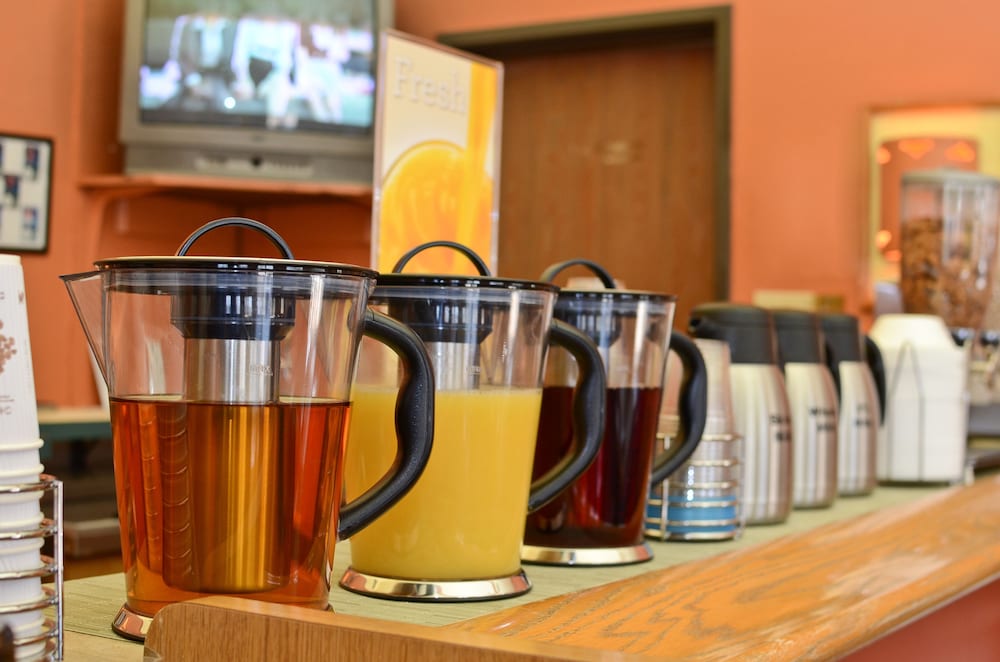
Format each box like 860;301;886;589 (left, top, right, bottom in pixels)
56;472;1000;660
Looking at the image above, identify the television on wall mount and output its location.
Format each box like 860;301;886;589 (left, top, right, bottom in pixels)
117;0;393;185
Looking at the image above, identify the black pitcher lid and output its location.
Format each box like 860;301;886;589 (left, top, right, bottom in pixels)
96;255;376;279
92;218;377;341
373;272;558;293
375;241;558;345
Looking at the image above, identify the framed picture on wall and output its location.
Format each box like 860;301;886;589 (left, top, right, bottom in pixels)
0;133;52;253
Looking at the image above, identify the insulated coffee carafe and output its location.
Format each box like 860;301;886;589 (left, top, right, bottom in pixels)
62;218;435;640
820;313;886;496
689;304;793;525
772;310;839;509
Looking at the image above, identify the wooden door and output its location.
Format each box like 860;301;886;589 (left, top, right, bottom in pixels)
444;11;729;329
498;40;717;328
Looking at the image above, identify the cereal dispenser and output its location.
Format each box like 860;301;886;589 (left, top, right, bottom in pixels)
899;168;1000;335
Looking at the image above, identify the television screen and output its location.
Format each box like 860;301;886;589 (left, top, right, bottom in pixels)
138;0;377;135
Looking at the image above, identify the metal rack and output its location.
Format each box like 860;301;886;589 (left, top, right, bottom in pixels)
0;475;64;661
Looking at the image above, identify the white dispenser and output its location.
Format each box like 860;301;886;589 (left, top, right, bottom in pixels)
869;314;968;483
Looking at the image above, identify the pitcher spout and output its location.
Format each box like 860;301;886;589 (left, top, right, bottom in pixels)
61;270;107;384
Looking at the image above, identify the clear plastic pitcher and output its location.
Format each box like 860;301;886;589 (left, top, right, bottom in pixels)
522;259;708;565
341;242;606;601
62;218;434;640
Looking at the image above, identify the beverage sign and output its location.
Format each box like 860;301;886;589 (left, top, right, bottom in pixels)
371;30;502;275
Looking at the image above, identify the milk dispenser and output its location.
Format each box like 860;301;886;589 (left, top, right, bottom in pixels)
869;314;969;483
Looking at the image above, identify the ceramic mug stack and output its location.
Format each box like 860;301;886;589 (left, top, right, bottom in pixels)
0;254;57;660
646;338;744;541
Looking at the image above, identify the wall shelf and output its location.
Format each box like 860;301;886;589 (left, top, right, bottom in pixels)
78;173;374;208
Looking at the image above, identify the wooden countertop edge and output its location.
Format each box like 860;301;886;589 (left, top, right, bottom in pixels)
444;475;1000;660
144;596;648;661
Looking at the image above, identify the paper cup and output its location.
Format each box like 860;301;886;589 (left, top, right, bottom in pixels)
0;466;44;530
0;439;42;475
0;606;46;659
0;580;45;638
0;465;43;486
0;255;40;445
0;538;43;573
693;338;736;437
0;491;43;531
10;614;47;660
0;577;42;604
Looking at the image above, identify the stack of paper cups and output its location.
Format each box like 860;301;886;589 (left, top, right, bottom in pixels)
646;339;744;541
0;254;46;657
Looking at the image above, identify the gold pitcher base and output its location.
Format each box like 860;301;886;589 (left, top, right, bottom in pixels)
521;542;653;566
339;567;531;602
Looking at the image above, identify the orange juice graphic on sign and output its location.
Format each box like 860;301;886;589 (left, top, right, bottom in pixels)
373;32;502;275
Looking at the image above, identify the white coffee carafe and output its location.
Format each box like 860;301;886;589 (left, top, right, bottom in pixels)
772;310;839;509
820;314;885;497
869;314;969;483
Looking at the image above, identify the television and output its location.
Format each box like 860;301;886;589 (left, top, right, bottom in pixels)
118;0;393;184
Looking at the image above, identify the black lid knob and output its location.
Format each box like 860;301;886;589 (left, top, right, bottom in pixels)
171;287;296;341
386;297;494;344
688;303;777;364
772;310;826;367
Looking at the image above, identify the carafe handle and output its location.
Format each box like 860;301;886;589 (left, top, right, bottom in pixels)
539;259;618;288
650;332;708;484
392;240;491;275
527;319;607;512
864;336;887;425
175;217;295;258
337;309;435;539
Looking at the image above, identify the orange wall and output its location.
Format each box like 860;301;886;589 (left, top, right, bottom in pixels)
397;0;1000;315
0;3;92;407
5;0;1000;406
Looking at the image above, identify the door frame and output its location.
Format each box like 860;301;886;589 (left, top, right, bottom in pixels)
439;5;732;298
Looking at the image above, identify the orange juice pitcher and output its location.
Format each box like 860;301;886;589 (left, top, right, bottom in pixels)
342;241;606;601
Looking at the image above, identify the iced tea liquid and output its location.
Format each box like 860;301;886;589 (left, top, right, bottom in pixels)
525;385;663;548
110;396;349;617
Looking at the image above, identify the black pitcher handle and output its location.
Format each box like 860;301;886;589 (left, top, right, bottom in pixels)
539;259;617;289
175;217;295;259
337;309;435;539
864;336;886;425
527;319;606;512
392;240;491;276
650;332;708;485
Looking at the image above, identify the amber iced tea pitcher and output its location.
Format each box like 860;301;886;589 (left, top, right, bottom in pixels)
341;242;606;601
61;218;434;640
